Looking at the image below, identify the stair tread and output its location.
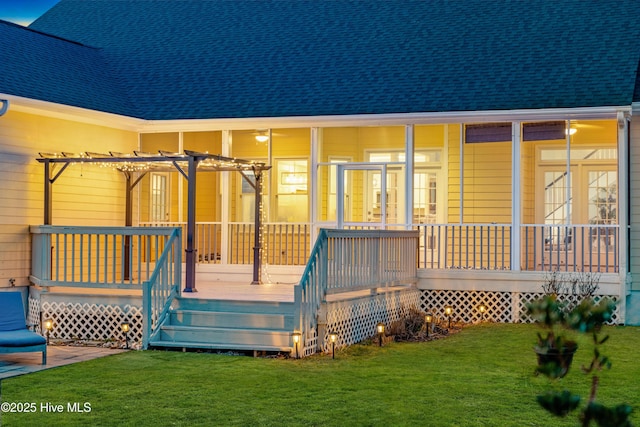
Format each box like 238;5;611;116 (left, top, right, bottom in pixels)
162;324;291;333
171;309;292;316
149;340;292;352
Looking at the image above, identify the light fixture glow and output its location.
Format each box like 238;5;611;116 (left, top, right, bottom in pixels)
292;331;302;359
376;322;385;347
255;134;269;143
121;322;131;349
43;318;53;344
329;331;338;359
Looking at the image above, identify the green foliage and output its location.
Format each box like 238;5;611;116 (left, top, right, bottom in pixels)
537;390;581;417
582;402;633;427
528;285;632;426
567;298;616;334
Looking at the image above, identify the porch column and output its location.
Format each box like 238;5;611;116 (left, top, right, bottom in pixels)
221;130;231;265
618;112;630;309
511;122;521;271
405;125;414;229
184;154;199;292
310;127;319;245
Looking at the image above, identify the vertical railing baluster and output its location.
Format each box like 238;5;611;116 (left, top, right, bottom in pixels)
61;234;67;282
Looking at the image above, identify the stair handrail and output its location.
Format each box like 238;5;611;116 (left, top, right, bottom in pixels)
142;227;182;349
294;228;329;352
294;228;419;354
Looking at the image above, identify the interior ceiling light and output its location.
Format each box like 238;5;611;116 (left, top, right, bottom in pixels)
255;131;269;143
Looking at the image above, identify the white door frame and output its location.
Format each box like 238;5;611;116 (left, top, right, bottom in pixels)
336;163;387;229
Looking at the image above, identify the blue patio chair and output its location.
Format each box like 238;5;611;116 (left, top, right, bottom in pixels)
0;292;47;365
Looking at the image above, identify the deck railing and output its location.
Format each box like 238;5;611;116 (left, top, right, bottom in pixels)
30;225;181;288
136;221;619;273
140;222;310;265
414;224;511;270
521;224;619;273
294;229;418;354
142;227;182;349
413;223;619;272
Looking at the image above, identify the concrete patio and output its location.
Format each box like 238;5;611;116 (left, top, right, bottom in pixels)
0;346;127;379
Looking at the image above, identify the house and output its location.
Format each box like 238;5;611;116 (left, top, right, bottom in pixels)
1;1;640;353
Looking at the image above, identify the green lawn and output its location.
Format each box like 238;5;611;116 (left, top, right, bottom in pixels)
1;323;638;426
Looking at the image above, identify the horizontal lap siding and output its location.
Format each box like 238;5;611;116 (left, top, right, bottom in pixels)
0;110;137;288
629;119;640;288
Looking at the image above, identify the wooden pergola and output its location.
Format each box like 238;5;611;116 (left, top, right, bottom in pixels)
36;150;271;291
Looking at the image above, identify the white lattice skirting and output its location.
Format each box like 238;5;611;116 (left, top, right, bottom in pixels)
420;290;620;324
318;288;422;354
29;297;143;343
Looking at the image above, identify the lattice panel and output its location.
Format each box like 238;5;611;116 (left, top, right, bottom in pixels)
40;302;143;343
517;292;620;324
28;297;41;332
320;289;421;353
420;290;621;325
302;328;318;358
421;290;513;323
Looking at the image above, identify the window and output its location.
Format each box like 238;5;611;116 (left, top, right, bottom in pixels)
150;172;169;222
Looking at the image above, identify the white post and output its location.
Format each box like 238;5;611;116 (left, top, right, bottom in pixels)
511;122;521;271
311;127;320;249
221;130;231;264
617;112;629;322
405;125;414;229
178;132;184;223
459;124;464;224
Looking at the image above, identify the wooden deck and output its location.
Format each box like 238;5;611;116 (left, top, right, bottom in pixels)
182;281;296;303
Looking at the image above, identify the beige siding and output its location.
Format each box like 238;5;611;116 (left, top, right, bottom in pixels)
630;119;640;288
0;110;138;288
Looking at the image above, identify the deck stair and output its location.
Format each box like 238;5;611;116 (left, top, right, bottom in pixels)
148;296;296;355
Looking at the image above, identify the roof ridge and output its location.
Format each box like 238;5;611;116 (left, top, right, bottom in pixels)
0;19;97;50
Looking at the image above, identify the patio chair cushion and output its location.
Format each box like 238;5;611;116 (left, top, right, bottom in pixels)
0;292;28;331
0;329;47;347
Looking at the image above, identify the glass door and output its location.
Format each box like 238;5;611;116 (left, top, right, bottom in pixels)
337;164;387;229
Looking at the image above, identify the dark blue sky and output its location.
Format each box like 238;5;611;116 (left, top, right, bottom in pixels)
0;0;60;26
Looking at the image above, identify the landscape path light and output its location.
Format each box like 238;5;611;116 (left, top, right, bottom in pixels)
121;322;131;349
424;313;433;338
43;318;53;344
444;305;453;328
478;303;487;322
329;331;338;359
292;331;301;359
376;322;385;347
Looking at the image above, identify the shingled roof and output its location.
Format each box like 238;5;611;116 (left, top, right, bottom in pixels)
5;0;640;120
0;20;136;117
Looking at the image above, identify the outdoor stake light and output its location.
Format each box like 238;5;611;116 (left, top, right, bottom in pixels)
292;331;301;359
329;331;338;359
478;303;487;322
43;318;53;344
424;313;433;338
121;322;130;349
376;322;385;347
444;305;453;328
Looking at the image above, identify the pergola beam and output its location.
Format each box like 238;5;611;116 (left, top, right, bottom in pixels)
36;150;271;289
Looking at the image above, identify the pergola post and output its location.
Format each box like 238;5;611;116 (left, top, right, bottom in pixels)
43;160;52;225
124;172;133;281
184;155;198;292
252;169;263;284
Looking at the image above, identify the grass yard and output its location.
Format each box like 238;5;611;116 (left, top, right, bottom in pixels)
1;323;639;426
